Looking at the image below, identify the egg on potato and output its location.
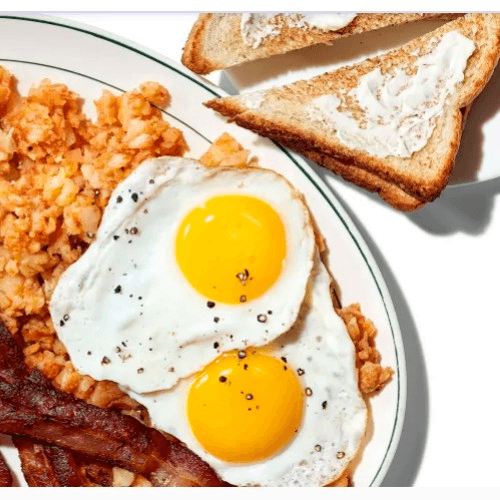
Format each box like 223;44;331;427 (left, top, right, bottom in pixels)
50;156;367;486
50;156;316;394
129;252;367;486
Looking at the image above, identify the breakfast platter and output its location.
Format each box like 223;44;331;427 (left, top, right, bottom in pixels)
0;14;405;487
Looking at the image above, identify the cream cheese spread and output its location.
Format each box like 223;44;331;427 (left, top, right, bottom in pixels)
241;91;266;109
240;13;357;49
306;31;476;158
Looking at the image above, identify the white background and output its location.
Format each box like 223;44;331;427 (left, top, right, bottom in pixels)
3;9;500;489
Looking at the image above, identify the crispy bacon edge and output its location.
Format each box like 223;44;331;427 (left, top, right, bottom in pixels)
13;437;116;487
0;449;13;487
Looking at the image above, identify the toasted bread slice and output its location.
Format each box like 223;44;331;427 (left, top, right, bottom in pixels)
291;146;425;212
205;14;500;203
182;13;462;74
270;104;471;211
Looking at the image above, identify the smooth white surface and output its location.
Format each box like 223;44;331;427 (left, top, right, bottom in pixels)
5;12;500;487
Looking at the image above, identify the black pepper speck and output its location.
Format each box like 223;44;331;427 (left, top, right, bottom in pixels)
114;285;122;294
117;196;123;203
218;376;227;383
207;301;215;308
257;314;267;323
213;342;219;349
131;193;139;202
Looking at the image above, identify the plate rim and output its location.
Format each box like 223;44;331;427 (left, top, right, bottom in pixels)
0;13;407;487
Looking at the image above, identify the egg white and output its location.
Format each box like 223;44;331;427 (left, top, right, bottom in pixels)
50;156;316;393
129;252;367;487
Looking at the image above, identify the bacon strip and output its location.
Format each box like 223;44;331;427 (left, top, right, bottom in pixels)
15;438;79;487
0;450;13;487
0;322;227;487
14;437;93;486
14;437;116;487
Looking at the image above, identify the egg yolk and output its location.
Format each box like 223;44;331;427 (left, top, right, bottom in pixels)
186;349;304;463
175;195;287;304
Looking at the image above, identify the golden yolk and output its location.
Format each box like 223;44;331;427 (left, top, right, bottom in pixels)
175;195;286;305
186;349;304;463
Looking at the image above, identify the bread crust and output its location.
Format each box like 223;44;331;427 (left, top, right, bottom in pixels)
182;14;218;75
292;148;426;212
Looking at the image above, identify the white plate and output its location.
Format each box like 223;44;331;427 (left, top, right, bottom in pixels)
225;17;500;187
0;14;406;487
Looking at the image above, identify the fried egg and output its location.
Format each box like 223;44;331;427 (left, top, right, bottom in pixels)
50;157;316;393
129;252;367;486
